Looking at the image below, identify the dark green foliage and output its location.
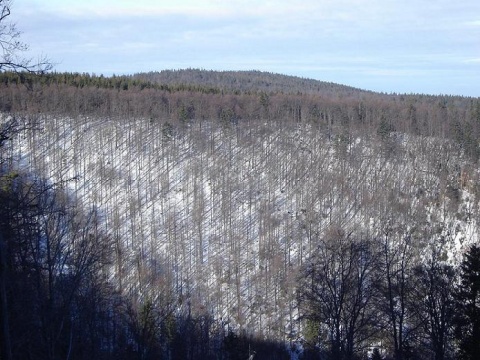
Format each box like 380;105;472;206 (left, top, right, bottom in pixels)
377;116;396;139
219;108;238;127
449;120;479;161
454;245;480;360
161;121;174;141
178;103;195;122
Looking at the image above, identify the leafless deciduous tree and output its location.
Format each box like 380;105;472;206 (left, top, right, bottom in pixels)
298;229;380;360
411;251;456;360
0;0;51;73
0;3;52;352
0;168;113;360
378;229;422;360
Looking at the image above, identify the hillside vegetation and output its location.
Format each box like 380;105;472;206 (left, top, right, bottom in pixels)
1;70;480;360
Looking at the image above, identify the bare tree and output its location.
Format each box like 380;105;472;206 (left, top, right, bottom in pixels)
0;0;51;73
2;174;113;359
298;228;380;360
378;229;422;360
411;250;456;360
0;9;53;355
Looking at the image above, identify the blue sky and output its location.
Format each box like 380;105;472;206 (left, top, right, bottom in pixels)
12;0;480;96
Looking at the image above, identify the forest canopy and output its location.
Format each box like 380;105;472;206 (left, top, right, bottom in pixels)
0;69;479;157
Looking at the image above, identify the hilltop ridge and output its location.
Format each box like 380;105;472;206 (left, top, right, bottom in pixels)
132;68;369;96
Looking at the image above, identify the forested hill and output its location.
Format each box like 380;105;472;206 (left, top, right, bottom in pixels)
0;69;479;154
2;69;480;359
132;69;367;96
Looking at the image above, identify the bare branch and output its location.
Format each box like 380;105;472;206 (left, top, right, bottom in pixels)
0;0;53;75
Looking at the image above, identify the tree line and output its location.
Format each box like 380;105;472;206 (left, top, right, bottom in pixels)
0;71;479;162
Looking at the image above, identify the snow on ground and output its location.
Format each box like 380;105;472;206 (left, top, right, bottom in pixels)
4;113;479;341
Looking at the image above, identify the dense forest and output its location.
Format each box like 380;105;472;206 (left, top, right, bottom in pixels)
1;69;480;360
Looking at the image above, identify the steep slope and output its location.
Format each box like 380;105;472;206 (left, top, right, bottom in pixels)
5;113;478;342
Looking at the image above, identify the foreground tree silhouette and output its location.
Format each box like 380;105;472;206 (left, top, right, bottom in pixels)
454;244;480;360
0;1;52;358
378;231;420;360
0;165;114;360
411;259;456;360
298;230;380;360
0;118;16;360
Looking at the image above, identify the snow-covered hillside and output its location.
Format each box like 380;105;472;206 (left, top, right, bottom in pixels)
4;113;479;340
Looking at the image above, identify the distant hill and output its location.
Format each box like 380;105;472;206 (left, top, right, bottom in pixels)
132;68;371;96
0;69;478;157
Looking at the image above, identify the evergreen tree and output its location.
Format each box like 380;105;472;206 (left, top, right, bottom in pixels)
454;245;480;360
371;347;382;360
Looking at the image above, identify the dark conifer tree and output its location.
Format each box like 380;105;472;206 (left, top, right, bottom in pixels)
454;245;480;360
371;347;382;360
